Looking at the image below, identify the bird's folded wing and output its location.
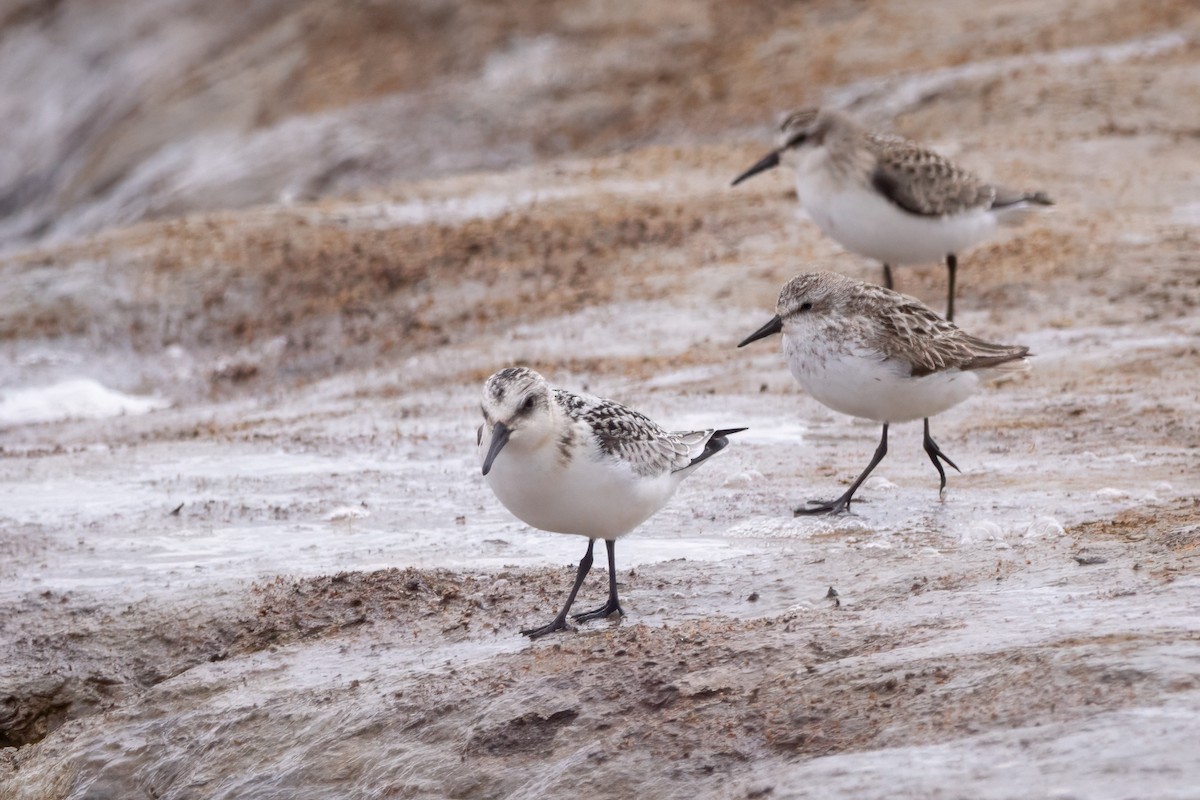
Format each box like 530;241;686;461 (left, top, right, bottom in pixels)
556;390;694;477
868;135;995;217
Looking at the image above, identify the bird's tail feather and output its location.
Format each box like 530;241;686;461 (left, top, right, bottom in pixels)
993;188;1054;227
677;427;747;472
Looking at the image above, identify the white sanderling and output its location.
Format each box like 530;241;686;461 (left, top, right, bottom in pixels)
738;271;1029;515
731;107;1052;321
478;367;744;638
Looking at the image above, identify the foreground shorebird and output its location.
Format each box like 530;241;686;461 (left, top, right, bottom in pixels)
731;107;1052;321
478;367;743;638
739;272;1029;515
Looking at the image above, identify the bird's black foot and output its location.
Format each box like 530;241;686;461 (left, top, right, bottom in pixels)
797;424;888;516
571;598;624;623
520;616;575;639
922;420;962;497
794;495;856;516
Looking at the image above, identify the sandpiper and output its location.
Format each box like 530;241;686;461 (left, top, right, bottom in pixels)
732;107;1052;321
479;367;744;638
738;272;1029;515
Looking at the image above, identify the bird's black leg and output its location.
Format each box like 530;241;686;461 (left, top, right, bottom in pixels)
945;253;957;322
922;418;961;498
882;263;894;290
521;539;595;639
797;424;889;516
572;539;624;623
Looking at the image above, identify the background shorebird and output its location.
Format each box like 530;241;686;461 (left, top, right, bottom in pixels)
732;107;1053;321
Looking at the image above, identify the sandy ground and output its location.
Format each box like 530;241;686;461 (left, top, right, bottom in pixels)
3;1;1200;798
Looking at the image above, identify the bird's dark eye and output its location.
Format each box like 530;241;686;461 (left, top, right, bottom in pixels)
521;395;536;412
799;302;813;312
786;132;808;149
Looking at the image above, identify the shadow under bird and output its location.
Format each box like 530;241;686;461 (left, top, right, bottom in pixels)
731;107;1053;321
739;272;1030;515
478;367;745;638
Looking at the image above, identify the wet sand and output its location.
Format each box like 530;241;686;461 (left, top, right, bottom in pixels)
3;1;1200;797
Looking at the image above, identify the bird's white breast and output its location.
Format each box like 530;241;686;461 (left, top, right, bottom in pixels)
782;333;981;424
481;426;680;539
795;153;999;265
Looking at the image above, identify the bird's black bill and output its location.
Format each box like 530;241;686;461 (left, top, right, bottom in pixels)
737;315;783;348
481;422;511;476
731;150;781;186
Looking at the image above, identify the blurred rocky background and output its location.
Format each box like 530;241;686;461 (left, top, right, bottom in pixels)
3;0;1193;248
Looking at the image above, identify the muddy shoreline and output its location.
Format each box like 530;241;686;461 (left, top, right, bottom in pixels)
3;0;1200;797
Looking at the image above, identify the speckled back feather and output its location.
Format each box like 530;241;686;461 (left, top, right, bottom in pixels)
850;281;1030;376
865;134;1002;217
554;389;718;477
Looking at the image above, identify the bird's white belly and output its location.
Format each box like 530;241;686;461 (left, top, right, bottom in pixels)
784;338;981;424
796;172;998;265
483;442;677;539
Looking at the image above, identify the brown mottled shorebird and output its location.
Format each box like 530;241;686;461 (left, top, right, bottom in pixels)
739;272;1029;515
732;108;1053;321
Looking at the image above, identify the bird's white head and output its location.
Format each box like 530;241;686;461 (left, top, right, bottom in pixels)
732;107;865;185
479;367;556;476
776;272;855;321
774;107;823;169
737;272;856;348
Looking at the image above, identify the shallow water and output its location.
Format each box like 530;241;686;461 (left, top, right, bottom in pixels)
4;6;1200;794
1;312;1186;607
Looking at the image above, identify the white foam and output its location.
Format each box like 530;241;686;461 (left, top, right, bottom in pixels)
1024;516;1066;539
722;470;765;488
325;505;371;522
0;378;168;426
